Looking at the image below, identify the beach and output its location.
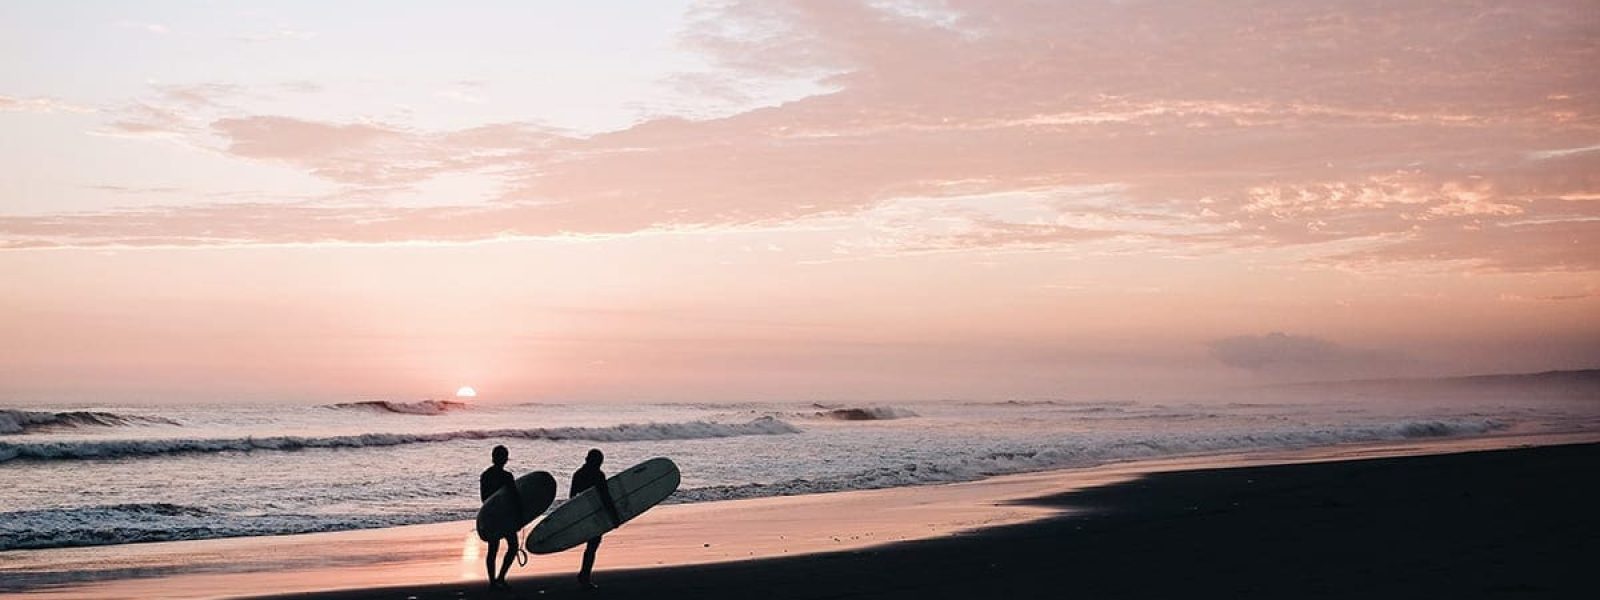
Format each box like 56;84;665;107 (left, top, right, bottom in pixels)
6;2;1599;598
6;433;1593;599
263;438;1600;600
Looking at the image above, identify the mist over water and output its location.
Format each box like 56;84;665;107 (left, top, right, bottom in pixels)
2;395;1595;551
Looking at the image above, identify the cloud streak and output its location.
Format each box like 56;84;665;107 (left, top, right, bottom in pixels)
0;95;94;114
3;0;1597;272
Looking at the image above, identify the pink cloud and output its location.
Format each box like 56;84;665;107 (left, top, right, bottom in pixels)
208;117;558;186
101;102;190;136
0;95;94;114
4;0;1598;272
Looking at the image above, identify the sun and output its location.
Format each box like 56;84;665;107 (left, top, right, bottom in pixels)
455;386;477;398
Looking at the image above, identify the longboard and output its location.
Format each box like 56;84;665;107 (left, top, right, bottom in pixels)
476;471;557;541
528;457;680;554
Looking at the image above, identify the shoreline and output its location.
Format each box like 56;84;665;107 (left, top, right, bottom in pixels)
3;431;1595;599
259;437;1600;600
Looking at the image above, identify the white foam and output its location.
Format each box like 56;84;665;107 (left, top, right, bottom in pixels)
0;417;800;463
672;418;1509;503
0;502;472;552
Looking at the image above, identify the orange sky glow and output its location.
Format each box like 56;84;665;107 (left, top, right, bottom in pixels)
1;1;1597;403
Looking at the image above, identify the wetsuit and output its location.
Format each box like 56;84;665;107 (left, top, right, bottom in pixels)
480;466;516;503
479;465;522;587
572;463;620;585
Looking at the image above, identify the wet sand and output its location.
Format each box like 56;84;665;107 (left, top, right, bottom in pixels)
6;433;1594;599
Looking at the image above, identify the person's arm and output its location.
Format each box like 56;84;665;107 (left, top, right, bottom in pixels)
595;474;623;526
504;473;525;515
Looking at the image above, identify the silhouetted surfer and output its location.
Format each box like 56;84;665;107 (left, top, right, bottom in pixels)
572;448;623;589
480;445;523;590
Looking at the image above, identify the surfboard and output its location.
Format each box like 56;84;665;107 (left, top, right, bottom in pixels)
476;471;557;542
527;457;680;554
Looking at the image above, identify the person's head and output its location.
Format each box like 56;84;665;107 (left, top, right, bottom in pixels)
491;445;509;466
585;448;604;467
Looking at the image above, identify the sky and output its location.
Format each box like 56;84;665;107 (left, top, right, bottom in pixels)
1;0;1597;404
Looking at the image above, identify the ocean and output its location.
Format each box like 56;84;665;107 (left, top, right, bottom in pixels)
3;395;1596;552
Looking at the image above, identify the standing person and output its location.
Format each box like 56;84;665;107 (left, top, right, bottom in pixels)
572;448;623;589
480;445;523;590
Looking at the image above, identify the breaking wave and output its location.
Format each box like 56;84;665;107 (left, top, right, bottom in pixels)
0;417;800;463
0;502;472;552
0;409;179;435
814;406;918;421
321;400;469;415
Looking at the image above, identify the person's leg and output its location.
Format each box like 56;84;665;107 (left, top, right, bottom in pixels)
497;535;519;585
485;539;501;587
579;536;602;586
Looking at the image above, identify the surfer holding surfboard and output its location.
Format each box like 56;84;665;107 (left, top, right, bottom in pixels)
571;449;623;589
473;444;679;592
479;446;522;590
477;446;557;591
528;454;682;588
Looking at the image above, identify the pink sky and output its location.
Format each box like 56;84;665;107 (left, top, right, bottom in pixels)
1;1;1597;403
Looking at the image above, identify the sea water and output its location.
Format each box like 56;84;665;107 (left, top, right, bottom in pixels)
2;396;1596;552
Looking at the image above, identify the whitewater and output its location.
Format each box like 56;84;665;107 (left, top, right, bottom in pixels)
2;397;1596;552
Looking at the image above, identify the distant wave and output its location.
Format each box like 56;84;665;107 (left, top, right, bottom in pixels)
0;417;800;463
0;409;178;435
321;400;469;415
966;400;1136;411
974;399;1066;407
814;406;918;421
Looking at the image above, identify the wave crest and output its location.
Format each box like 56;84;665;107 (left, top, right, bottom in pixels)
0;409;179;435
0;417;800;463
321;400;469;415
815;406;918;421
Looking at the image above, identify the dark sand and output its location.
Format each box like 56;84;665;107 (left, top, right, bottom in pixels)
255;443;1598;599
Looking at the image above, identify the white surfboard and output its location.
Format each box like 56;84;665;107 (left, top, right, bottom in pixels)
527;457;680;554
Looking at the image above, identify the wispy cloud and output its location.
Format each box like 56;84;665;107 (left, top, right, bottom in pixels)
233;29;316;43
0;95;95;114
5;0;1598;272
115;21;170;35
1499;291;1600;302
434;88;485;105
1528;143;1600;160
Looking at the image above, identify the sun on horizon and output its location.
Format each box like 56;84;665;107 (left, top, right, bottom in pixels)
455;386;477;398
